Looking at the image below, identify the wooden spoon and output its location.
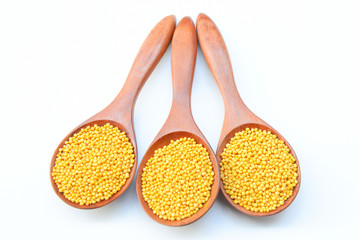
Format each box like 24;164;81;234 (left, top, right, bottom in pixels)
135;17;220;226
196;13;301;216
50;15;176;209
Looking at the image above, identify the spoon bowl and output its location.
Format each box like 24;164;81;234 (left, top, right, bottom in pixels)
136;17;220;226
136;131;219;226
217;123;300;216
50;15;176;209
197;13;301;216
50;120;134;209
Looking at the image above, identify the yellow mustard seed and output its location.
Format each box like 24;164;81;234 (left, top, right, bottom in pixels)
52;123;135;205
141;137;214;221
220;128;298;213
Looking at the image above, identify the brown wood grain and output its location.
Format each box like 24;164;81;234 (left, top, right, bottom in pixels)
196;13;301;216
135;16;220;226
50;15;176;209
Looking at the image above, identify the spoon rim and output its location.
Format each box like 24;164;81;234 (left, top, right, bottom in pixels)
216;123;301;216
50;119;137;209
136;130;220;226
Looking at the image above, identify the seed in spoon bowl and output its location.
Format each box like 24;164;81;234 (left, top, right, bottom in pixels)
52;123;135;206
220;128;298;213
141;137;214;221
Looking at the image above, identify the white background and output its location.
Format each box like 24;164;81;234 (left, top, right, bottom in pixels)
1;0;359;239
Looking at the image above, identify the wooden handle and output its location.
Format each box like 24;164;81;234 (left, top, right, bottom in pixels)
170;17;197;117
108;15;176;113
196;13;249;118
197;13;268;148
155;16;198;135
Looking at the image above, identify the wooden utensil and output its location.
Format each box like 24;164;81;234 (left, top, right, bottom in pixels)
50;15;176;209
135;17;220;226
196;13;301;216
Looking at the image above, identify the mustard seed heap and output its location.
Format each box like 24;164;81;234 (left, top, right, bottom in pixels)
52;123;135;205
220;128;298;213
141;137;214;221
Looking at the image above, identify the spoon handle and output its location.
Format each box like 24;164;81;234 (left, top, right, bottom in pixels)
196;14;252;122
108;15;176;114
197;14;263;142
158;17;199;135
